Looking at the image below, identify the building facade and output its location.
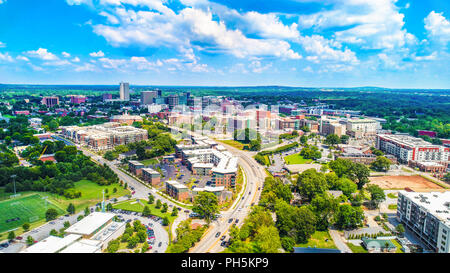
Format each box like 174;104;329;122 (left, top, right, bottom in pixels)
119;82;130;101
397;191;450;253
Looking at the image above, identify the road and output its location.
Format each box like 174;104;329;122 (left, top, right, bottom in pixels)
168;126;267;253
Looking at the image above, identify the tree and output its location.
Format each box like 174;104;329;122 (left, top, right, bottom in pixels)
63;221;70;228
370;156;392;172
45;208;58;221
253;225;281;253
444;173;450;183
340;135;350;144
26;236;34;246
325;134;340;146
296;169;328;200
161;203;168;213
275;201;316;244
136;146;146;160
171;207;179;216
367;184;386;209
162;216;169;226
142;205;151;217
396;224;405;235
300;135;308;145
309;193;338;230
141;241;150;253
336;178;357;197
148;194;155;204
193;192;219;224
155;199;162;209
22;222;30;231
350;163;370;189
106;203;113;211
334;204;364;230
8;231;15;241
249;139;261;151
67;203;75;215
84;207;90;216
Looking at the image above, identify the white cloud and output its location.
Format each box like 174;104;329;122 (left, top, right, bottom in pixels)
26;48;59;61
0;41;5;48
0;52;13;62
72;57;81;62
75;63;96;72
413;51;438;61
424;11;450;46
239;12;300;40
66;0;91;5
0;0;6;4
16;55;30;61
299;0;416;50
90;50;105;57
248;60;272;73
300;35;358;64
62;52;71;58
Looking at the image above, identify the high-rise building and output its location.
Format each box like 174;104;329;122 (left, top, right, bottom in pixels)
119;82;130;101
140;91;157;105
41;96;59;107
168;95;179;110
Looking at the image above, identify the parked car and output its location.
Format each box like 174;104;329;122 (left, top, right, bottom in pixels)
228;218;233;223
220;235;226;241
235;219;239;223
215;232;221;238
158;242;162;247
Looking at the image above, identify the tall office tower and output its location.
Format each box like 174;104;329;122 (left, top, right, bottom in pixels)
141;91;157;105
168;94;179;110
157;90;162;97
41;96;60;107
120;82;130;101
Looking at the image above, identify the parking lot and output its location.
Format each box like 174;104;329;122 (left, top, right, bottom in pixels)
111;209;169;253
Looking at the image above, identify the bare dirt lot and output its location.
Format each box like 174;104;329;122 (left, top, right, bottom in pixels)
369;175;444;191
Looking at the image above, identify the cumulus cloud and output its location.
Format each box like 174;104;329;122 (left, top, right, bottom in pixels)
62;52;71;58
300;35;358;64
424;11;450;46
26;48;59;61
90;50;105;57
16;55;30;61
0;52;13;62
299;0;416;50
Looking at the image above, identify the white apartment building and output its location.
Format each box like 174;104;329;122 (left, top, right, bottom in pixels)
397;191;450;253
346;118;378;137
376;134;450;163
119;82;130;101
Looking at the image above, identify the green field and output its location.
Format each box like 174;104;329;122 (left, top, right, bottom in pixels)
0;194;64;233
140;158;159;165
295;231;337;249
346;242;368;253
284;153;312;165
48;180;130;211
113;198;176;223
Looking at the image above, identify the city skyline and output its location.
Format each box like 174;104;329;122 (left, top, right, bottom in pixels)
0;0;449;88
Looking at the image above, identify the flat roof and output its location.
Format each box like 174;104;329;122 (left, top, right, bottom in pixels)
65;212;115;236
21;234;82;253
399;191;450;226
59;241;101;253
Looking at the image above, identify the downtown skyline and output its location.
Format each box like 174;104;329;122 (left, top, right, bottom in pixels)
0;0;450;88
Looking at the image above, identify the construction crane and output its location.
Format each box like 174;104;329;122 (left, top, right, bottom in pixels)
38;145;48;161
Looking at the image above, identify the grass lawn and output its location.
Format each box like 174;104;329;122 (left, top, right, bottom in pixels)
387;193;397;199
113;199;177;224
140;158;159;165
219;140;245;150
391;239;404;253
45;180;130;212
284;153;312;165
295;231;337;249
0;193;65;233
388;204;398;210
347;242;368;253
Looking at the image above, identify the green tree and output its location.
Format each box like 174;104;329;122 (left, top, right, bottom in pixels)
142;205;151;217
26;236;34;246
22;222;30;231
334;204;364;230
336;178;357;197
396;224;405;235
340;135;350;144
106;203;113;211
309;193;338;230
63;221;70;228
370;156;392;172
45;208;58;221
296;169;328;200
8;231;15;241
325;134;340;146
155;199;162;209
148;194;155;204
67;203;75;215
84;207;90;216
193;192;219;224
366;184;386;209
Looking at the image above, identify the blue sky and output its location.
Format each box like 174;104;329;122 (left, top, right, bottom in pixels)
0;0;449;88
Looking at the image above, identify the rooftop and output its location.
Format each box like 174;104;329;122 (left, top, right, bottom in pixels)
399;191;450;226
21;234;81;253
65;212;115;236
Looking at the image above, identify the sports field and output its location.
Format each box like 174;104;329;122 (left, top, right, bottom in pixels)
369;175;444;191
284;153;313;165
0;194;64;233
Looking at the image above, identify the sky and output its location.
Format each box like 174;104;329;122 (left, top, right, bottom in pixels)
0;0;450;88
